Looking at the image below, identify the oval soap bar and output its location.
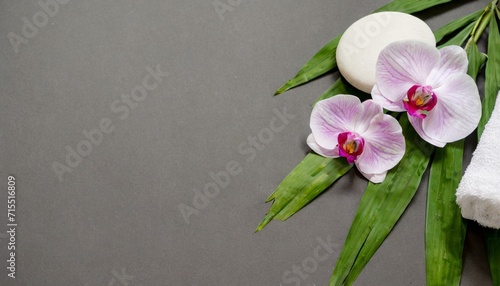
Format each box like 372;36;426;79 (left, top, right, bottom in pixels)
336;12;435;93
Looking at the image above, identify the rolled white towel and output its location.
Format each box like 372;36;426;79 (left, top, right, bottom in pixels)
456;91;500;229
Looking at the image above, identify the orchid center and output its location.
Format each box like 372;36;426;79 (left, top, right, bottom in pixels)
403;85;437;119
337;132;364;164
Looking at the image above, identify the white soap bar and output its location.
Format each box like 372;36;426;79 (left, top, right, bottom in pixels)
336;12;435;93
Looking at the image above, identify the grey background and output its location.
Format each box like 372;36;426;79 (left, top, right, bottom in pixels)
0;0;495;285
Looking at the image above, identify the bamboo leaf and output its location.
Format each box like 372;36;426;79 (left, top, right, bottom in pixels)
330;116;434;286
480;8;500;137
373;0;454;14
275;0;456;95
482;8;500;285
483;228;500;285
255;153;352;232
425;141;467;286
274;35;341;95
466;41;488;80
437;21;475;48
315;76;370;104
434;9;483;43
423;35;486;286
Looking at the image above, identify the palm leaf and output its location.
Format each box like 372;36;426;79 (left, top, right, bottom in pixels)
373;0;454;14
466;41;488;80
437;21;474;48
484;228;500;285
423;34;486;286
255;153;352;232
480;6;500;137
330;116;434;286
482;7;500;285
315;76;370;104
425;140;467;286
434;9;483;43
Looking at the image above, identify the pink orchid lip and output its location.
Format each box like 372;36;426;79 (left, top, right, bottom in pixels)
337;131;365;164
403;84;438;119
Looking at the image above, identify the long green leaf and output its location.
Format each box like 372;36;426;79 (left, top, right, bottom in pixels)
466;41;488;80
274;0;456;95
423;37;486;286
330;116;434;286
373;0;454;14
255;153;352;232
434;9;483;43
484;228;500;285
315;76;370;103
480;8;500;137
482;8;500;285
274;35;342;95
437;21;475;48
425;140;467;286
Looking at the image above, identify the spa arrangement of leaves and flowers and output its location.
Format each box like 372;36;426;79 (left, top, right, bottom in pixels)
255;0;500;285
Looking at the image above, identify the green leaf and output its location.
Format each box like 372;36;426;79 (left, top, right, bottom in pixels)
373;0;454;14
330;116;434;286
466;41;488;80
425;141;467;286
434;9;483;43
315;76;371;104
482;8;500;286
255;153;352;232
437;21;475;48
275;35;341;95
483;228;500;285
275;0;456;95
423;34;485;286
480;9;500;137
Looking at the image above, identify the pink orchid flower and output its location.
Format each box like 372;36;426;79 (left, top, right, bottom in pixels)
371;40;481;147
307;95;405;183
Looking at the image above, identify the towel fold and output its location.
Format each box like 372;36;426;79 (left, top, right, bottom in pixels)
456;91;500;229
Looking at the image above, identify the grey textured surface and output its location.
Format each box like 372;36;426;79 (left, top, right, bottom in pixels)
0;0;494;285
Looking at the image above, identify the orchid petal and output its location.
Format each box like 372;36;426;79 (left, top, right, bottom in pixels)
427;45;468;88
355;114;405;176
357;170;387;184
371;84;406;112
423;73;481;144
408;115;446;147
310;95;363;149
306;133;339;158
376;40;439;103
353;99;383;134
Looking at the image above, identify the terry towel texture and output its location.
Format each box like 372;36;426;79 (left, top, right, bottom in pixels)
456;91;500;229
457;92;500;229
